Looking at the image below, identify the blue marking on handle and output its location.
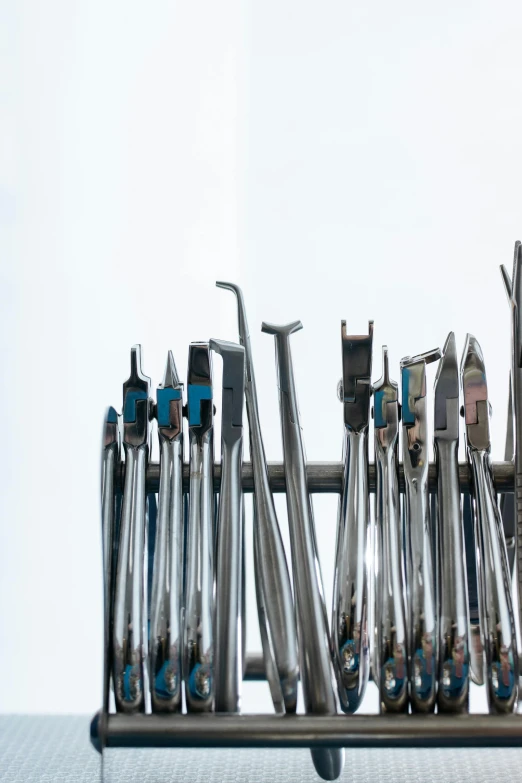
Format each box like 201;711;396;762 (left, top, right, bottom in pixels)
156;387;181;427
413;646;435;701
123;664;140;702
441;656;469;700
374;389;386;428
401;368;415;425
188;385;212;426
107;407;118;423
123;390;148;423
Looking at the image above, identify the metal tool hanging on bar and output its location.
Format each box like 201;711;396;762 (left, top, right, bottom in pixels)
101;406;121;714
331;321;373;713
184;342;215;712
501;242;522;701
150;352;184;713
461;333;519;712
373;347;408;713
216;281;299;714
113;345;152;713
262;320;344;783
401;346;441;713
210;338;246;713
434;332;470;713
92;252;522;768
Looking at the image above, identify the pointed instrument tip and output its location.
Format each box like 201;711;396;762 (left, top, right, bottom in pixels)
130;343;142;366
382;345;390;384
514;240;522;278
501;264;513;300
128;344;149;385
434;331;459;408
436;331;457;378
461;332;486;375
161;350;181;388
442;330;457;358
124;343;150;402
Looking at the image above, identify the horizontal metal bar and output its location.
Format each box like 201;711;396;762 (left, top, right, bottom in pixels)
94;713;522;751
124;460;514;494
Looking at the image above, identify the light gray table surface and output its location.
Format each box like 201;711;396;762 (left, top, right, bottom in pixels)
1;715;522;782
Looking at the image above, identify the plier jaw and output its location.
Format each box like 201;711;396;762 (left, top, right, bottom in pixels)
434;332;460;443
187;343;214;435
156;351;184;441
340;321;374;432
460;334;490;453
122;345;152;448
373;347;398;427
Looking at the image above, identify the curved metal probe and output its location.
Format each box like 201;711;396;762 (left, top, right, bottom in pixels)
373;347;409;713
217;282;298;714
150;352;184;712
461;333;519;712
210;338;245;713
184;343;215;712
262;320;344;783
101;406;121;714
434;332;470;712
113;345;151;713
332;321;373;713
401;347;441;713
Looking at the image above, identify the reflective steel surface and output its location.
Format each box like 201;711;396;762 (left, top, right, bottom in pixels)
434;332;470;712
150;352;184;712
101;406;120;715
332;321;373;713
217;282;298;714
501;243;522;704
113;345;151;714
401;347;441;713
374;347;408;713
184;343;215;712
263;320;344;782
210;338;245;714
462;334;519;712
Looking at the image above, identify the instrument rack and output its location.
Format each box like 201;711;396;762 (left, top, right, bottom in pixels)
90;459;522;755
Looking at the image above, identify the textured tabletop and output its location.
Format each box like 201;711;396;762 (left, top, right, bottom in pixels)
1;715;522;782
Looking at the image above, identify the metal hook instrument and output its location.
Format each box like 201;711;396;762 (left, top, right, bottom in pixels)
262;320;344;783
216;281;298;714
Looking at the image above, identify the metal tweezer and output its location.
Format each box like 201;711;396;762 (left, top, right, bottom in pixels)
216;282;298;714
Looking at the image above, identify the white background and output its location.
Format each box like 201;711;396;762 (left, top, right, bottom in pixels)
1;0;522;714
